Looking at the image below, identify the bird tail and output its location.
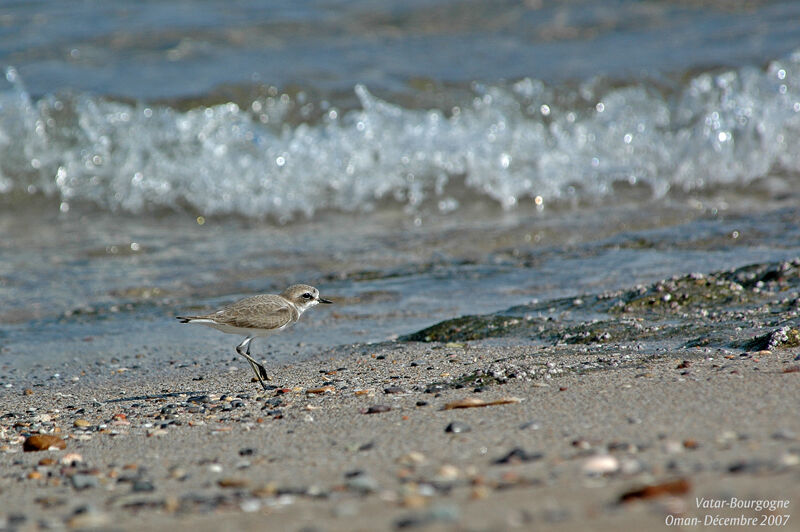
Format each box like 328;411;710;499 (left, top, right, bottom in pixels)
176;316;194;324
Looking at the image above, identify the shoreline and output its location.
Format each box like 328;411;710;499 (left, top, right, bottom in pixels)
2;251;800;530
1;339;798;531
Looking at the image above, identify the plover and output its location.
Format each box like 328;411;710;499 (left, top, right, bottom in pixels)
176;284;332;389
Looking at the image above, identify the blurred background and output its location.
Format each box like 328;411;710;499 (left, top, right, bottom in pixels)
1;0;800;380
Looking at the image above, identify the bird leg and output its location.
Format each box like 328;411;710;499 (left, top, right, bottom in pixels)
238;344;263;387
245;339;272;382
235;337;271;390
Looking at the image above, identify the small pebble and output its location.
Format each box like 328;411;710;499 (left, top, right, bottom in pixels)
60;453;83;466
384;386;404;394
218;477;249;488
728;459;769;474
346;472;378;493
187;395;214;404
582;454;620;475
332;502;359;517
493;448;543;464
395;504;460;529
67;506;109;529
306;386;334;395
662;440;683;454
169;467;188;481
619;457;645;475
445;422;471;434
132;480;155;492
365;405;391;414
71;474;100;490
620;478;691;502
772;429;797;441
397;452;426;466
240;499;261;513
23;435;66;452
435;464;460;480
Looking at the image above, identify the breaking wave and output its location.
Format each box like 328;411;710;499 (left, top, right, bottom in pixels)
1;50;800;220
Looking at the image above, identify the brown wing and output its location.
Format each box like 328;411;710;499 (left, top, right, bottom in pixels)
209;295;297;330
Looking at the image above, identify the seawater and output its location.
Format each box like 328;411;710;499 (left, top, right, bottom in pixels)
2;57;800;220
1;0;800;378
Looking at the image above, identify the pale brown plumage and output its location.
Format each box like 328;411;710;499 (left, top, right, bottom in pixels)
176;284;332;390
186;294;299;331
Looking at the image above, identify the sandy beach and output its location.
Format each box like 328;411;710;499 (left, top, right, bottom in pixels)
2;221;800;532
2;322;799;530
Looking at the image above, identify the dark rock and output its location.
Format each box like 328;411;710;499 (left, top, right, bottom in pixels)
263;397;285;408
132;480;155;492
744;326;800;351
365;405;391;414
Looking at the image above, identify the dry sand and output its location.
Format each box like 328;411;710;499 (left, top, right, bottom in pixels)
1;340;799;531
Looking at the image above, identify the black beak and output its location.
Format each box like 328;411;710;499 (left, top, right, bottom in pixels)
319;297;333;304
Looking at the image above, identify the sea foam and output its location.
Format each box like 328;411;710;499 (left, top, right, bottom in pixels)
1;50;799;220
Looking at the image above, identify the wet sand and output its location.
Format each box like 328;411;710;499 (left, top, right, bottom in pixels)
1;335;798;531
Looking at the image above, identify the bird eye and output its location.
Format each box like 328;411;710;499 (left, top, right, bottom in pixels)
302;293;313;299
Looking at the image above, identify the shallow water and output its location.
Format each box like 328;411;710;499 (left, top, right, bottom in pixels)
2;196;800;381
1;1;800;379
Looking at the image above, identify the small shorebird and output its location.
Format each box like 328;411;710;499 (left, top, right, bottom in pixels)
176;284;332;389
